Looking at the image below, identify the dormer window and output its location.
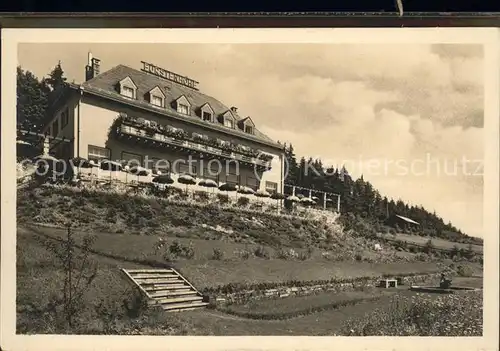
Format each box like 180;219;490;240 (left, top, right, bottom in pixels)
151;95;163;107
202;112;212;121
118;76;137;99
178;104;189;115
175;95;191;115
221;110;236;129
224;119;234;128
239;117;256;135
200;103;214;122
148;86;165;107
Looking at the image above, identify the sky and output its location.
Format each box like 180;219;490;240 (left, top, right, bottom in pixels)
17;43;484;237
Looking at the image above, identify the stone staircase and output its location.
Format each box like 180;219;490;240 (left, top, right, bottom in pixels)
122;268;209;312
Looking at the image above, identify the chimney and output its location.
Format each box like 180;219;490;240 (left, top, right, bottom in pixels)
85;52;101;81
230;106;238;113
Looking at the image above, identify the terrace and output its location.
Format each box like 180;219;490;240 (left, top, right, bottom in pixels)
111;114;274;171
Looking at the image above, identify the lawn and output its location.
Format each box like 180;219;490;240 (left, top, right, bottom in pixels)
21;225;445;289
16;225;483;335
219;288;398;319
381;232;483;253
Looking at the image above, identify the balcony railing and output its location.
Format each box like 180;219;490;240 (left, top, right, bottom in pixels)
116;123;272;169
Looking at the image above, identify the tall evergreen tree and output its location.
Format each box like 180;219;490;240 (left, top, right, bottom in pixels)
45;61;67;91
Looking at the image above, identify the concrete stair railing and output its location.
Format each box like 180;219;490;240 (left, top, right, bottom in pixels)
122;268;209;312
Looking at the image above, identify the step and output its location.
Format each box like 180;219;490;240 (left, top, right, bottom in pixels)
162;301;209;312
131;274;179;279
150;289;195;298
136;278;182;284
126;269;174;274
143;284;188;291
157;296;203;305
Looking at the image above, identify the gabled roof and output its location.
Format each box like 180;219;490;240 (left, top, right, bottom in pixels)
238;116;255;127
119;76;137;89
81;64;279;148
175;94;191;106
200;103;214;114
222;110;236;120
148;85;165;98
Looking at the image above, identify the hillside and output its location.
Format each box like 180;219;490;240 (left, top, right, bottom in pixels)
283;145;483;246
17;185;399;261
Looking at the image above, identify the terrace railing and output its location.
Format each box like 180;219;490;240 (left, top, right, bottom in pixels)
117;124;271;169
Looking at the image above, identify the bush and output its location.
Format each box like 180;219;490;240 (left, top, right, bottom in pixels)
254;246;270;259
211;248;224;260
276;247;299;260
166;240;195;259
217;193;230;204
456;264;474;277
340;291;482;336
194;191;210;202
237;197;250;207
298;247;313;261
234;248;251;260
354;253;363;261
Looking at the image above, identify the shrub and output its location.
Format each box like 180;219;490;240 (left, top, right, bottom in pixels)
211;248;224;260
354;253;363;261
254;246;270;259
276;247;299;260
423;239;434;254
234;248;251;260
340;291;482;336
237;197;250;207
456;264;473;277
166;240;195;259
298;247;313;261
217;193;230;204
194;191;210;202
321;251;331;260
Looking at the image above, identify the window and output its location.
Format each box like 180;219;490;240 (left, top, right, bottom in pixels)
225;173;239;186
224;118;234;128
177;162;197;176
88;145;110;162
52;119;59;137
150;157;171;174
121;151;142;168
246;177;259;191
202;165;219;182
202;111;212;122
178;104;189;115
61;108;69;128
244;125;254;134
121;86;135;98
265;181;278;193
151;95;163;107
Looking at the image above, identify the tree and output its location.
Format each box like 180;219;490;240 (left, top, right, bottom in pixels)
45;61;67;91
35;224;98;329
283;143;299;187
17;66;50;134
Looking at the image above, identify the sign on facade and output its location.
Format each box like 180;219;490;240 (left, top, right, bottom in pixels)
141;61;199;90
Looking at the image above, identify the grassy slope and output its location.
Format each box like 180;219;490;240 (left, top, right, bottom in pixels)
16;185;484;334
381;232;483;253
23;225;445;290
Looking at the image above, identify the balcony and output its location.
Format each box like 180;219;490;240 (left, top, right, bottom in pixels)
114;122;272;170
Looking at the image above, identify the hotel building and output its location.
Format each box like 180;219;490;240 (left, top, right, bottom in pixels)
41;54;285;194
